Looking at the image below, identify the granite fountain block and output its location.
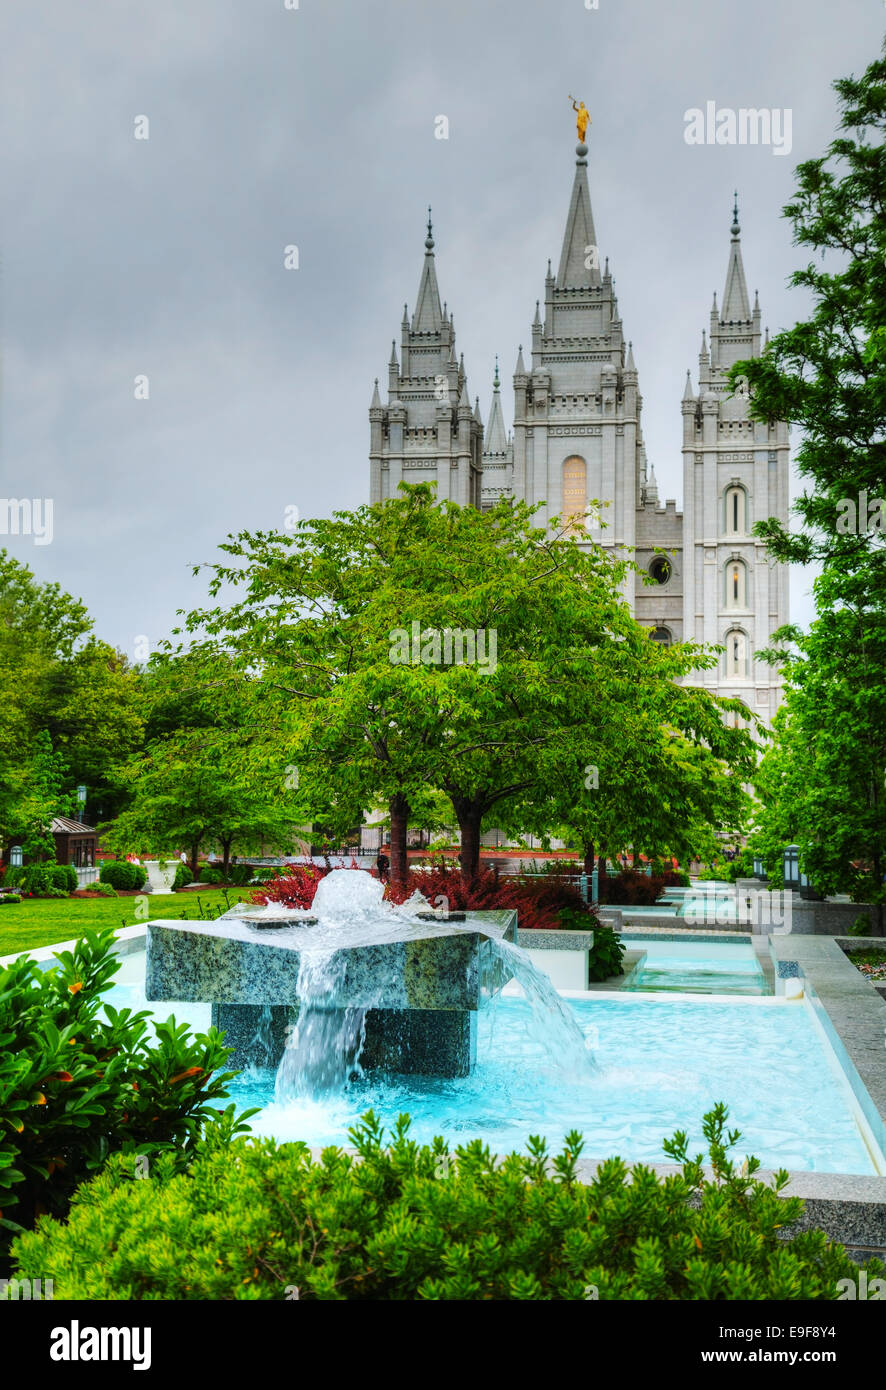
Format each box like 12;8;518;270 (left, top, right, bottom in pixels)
145;906;516;1077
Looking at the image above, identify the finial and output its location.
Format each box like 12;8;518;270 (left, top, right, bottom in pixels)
547;258;552;278
494;355;500;389
425;207;434;251
731;191;740;238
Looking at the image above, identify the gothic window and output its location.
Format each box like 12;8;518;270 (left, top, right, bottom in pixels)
726;629;749;678
651;626;672;645
725;558;748;608
724;485;747;535
562;456;587;535
648;555;671;584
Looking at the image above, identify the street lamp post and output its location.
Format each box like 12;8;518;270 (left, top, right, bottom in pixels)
783;844;800;891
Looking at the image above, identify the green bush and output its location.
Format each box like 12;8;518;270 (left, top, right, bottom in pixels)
198;865;224;885
4;864;77;896
99;861;135;890
0;927;256;1260
172;864;194;891
558;909;625;981
11;1103;880;1301
0;894;21;906
83;882;117;898
99;862;146;891
587;922;625;981
53;865;78;893
229;865;254;887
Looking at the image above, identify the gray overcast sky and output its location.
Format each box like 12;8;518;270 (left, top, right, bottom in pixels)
2;0;882;655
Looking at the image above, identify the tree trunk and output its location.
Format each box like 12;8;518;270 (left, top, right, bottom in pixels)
456;803;483;880
582;841;595;877
598;844;608;895
221;839;233;878
190;840;200;876
389;793;410;890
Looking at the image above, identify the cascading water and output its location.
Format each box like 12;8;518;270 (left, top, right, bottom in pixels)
492;938;598;1077
274;952;366;1099
272;869;598;1100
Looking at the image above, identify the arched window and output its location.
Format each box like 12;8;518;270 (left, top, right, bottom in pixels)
648;555;671;585
725;558;748;608
562;456;587;535
724;486;747;535
725;629;749;678
651;626;672;645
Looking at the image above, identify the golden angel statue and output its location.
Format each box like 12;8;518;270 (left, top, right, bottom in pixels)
570;97;590;143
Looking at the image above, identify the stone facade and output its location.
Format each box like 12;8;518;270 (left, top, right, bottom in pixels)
369;146;790;718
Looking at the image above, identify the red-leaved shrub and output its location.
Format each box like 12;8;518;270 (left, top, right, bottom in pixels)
249;860;597;930
389;864;596;931
249;864;328;909
598;870;668;906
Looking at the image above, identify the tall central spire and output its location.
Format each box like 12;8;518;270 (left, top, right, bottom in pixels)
412;206;443;332
556;143;601;289
721;191;750;321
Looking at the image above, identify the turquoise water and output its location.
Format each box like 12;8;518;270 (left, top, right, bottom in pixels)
106;953;877;1175
622;940;769;996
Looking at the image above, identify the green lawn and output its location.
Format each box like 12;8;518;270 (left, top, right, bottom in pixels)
0;888;255;958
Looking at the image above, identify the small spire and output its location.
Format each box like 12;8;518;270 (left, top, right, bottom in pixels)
533;299;541;326
493;355;500;389
764;325;770;348
603;256;610;279
711;291;718;313
700;329;708;357
442;300;447;320
515;344;526;375
426;206;434;251
731;191;740;238
626;340;636;370
458;378;471;409
390;340;398;365
370;378;381;408
474;395;483;424
546;258;553;279
683;370;694;401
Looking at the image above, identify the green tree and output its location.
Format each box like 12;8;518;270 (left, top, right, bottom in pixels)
0;552;143;856
752;577;886;929
104;653;303;874
183;485;754;884
732;42;886;928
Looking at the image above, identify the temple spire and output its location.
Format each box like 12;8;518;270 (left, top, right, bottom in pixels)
484;358;508;455
412;206;443;332
556;145;601;289
721;191;750;321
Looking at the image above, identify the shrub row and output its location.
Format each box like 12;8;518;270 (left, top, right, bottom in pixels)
198;864;256;887
10;1104;881;1301
4;864;78;895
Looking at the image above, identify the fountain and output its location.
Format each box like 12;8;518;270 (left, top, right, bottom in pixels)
145;869;521;1080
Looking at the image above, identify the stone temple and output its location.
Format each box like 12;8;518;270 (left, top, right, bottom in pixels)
368;140;790;724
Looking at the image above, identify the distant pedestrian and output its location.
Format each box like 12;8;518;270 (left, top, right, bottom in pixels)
376;850;390;883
